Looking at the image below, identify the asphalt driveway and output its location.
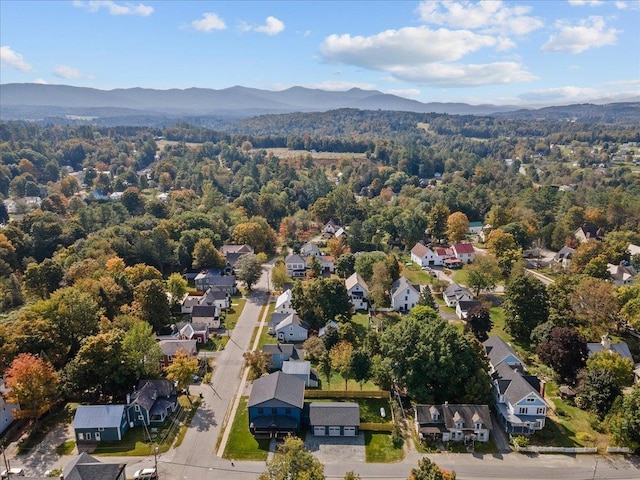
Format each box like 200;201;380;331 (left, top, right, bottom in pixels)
305;433;366;463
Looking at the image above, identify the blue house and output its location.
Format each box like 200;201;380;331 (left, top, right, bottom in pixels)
248;371;305;438
484;336;547;435
262;343;303;370
73;405;129;443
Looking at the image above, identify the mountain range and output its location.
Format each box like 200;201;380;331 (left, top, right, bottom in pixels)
1;83;638;125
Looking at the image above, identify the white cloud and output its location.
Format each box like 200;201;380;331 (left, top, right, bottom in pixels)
387;88;422;99
254;16;285;35
53;65;86;79
320;26;533;87
388;61;536;87
321;26;503;68
0;46;32;72
417;1;543;35
542;16;619;53
519;86;599;102
33;78;48;84
73;1;153;16
614;1;640;10
567;0;604;6
192;13;227;32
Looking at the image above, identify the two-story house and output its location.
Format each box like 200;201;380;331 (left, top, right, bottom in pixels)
262;343;303;370
415;403;492;443
410;243;441;267
451;243;476;264
390;276;420;312
443;283;474;307
248;371;305;438
158;339;197;369
275;289;294;314
484;336;547;435
127;379;178;426
285;254;307;278
345;272;369;311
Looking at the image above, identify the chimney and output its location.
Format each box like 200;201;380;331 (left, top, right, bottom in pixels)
601;334;612;351
539;379;546;398
126;393;131;404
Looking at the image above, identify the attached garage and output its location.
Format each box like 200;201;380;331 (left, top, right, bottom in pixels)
343;426;356;436
308;402;360;438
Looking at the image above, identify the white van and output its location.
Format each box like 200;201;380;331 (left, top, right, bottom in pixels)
1;468;25;479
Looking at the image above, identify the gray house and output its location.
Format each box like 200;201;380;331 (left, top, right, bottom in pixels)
62;452;126;480
274;314;308;343
309;402;360;436
262;343;303;370
128;379;178;427
415;404;492;443
282;360;319;388
73;405;129;443
248;371;305;438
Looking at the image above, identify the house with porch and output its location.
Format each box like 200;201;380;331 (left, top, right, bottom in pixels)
199;287;231;310
309;402;360;437
553;246;576;269
274;314;308;343
345;272;369;311
300;242;322;258
574;225;604;244
191;304;220;330
177;322;209;344
607;263;636;286
285;254;307;278
484;336;547;435
319;254;335;274
451;243;476;264
390;276;420;312
415;404;492;443
248;371;305;438
262;343;303;370
127;379;178;426
220;244;254;270
322;219;341;237
158;339;197;369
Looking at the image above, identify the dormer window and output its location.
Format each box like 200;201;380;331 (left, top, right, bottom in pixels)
527;397;535;403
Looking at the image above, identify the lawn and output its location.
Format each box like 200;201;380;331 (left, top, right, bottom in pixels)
223;296;247;332
306;397;392;424
364;432;404;463
252;301;276;350
223;397;270;461
451;268;470;286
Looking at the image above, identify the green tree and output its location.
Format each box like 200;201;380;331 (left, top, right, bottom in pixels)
351;349;371;390
192;238;225;269
166;272;188;306
417;286;438;310
5;353;60;423
22;259;64;299
270;262;290;292
465;254;501;296
486;229;522;277
330;341;354;390
409;457;456;480
586;350;634;387
258;436;325;480
381;314;490;404
607;385;640;451
235;253;263;291
120;187;145;215
464;305;493;342
368;261;392;309
577;366;621;418
165;348;199;399
302;335;326;362
132;279;171;332
503;273;549;342
319;352;332;389
428;202;450;243
291;278;352;331
122;321;163;380
307;255;322;279
335;253;356;278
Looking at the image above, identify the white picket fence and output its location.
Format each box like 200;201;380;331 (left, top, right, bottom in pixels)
606;446;633;453
515;445;597;454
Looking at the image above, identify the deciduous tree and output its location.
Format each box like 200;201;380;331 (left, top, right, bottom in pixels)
243;350;273;380
409;457;456;480
330;341;354;390
5;353;60;422
464;305;493;342
503;273;549;342
165;348;199;399
132;279;171;332
234;253;263;291
586;350;633;387
258;436;325;480
465;254;501;296
122;321;163;380
607;385;640;451
536;327;587;383
446;212;469;244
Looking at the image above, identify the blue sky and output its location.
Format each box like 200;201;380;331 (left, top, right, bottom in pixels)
1;0;638;105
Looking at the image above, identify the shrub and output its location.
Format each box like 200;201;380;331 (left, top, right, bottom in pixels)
512;435;530;448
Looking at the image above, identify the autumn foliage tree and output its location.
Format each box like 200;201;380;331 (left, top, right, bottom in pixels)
165;348;199;400
5;353;60;422
446;212;469;244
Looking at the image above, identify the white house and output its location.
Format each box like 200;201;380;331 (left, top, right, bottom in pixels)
456;300;482;320
300;242;321;258
285;254;306;278
319;255;335;274
390;276;420;312
191;305;220;330
0;380;19;435
607;263;636;287
415;404;492;443
443;283;474;308
275;289;295;314
274;314;308;343
345;272;369;311
410;243;441;267
553;246;576;270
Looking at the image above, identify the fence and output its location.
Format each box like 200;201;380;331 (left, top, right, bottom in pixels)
515;445;597;454
606;446;633;453
304;390;390;399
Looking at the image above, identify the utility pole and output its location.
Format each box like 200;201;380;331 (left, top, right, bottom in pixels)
154;446;159;478
1;445;10;473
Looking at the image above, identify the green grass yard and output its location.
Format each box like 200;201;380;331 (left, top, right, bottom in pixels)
223;397;270;460
364;432;404;462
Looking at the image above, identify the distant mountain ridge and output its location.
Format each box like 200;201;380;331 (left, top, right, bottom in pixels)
0;83;637;125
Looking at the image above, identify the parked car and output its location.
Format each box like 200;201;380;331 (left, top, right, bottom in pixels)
1;469;25;479
134;468;157;480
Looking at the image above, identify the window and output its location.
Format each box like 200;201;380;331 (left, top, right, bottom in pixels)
537;407;545;415
257;408;264;414
138;415;144;420
135;405;140;412
86;433;92;440
168;355;173;362
519;407;527;414
526;397;535;403
98;427;104;432
78;433;84;441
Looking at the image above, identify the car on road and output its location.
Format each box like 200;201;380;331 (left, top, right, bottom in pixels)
134;468;157;479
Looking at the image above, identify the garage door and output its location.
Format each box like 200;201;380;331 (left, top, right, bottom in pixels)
328;426;341;436
314;426;326;436
343;427;356;436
